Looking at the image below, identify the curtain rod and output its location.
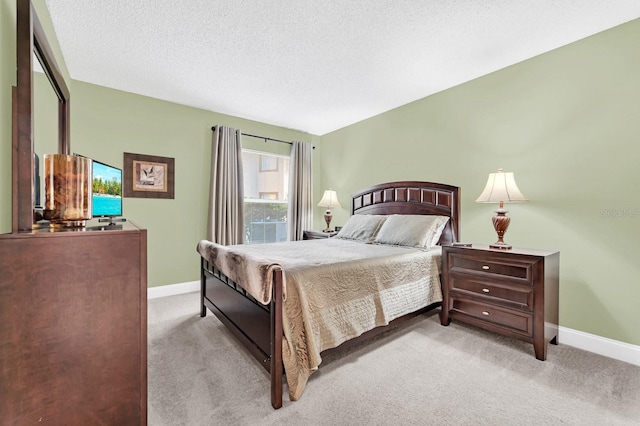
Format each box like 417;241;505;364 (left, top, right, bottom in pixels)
245;132;293;145
211;126;314;149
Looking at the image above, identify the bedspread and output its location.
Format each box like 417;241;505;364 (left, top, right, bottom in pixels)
197;238;443;401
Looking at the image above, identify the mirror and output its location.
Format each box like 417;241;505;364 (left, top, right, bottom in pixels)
32;3;70;155
33;53;59;209
13;0;70;231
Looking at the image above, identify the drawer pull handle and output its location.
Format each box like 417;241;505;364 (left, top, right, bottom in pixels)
482;288;490;293
482;265;490;270
482;311;490;316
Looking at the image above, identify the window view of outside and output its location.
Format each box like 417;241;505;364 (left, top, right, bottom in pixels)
242;150;289;244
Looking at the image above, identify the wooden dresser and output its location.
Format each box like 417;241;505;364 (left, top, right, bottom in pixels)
440;245;559;360
0;222;147;424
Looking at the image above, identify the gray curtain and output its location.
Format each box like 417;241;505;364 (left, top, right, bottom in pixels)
287;141;313;241
207;126;244;245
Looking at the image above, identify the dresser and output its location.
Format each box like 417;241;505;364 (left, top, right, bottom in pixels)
440;245;559;360
0;222;147;424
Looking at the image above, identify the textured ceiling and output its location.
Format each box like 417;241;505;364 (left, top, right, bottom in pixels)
44;1;640;135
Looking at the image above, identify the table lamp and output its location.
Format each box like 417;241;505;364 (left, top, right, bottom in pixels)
318;189;341;232
475;168;529;249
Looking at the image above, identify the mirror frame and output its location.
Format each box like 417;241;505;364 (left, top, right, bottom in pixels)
13;0;70;232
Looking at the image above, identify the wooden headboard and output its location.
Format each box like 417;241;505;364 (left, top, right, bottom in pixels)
350;181;460;245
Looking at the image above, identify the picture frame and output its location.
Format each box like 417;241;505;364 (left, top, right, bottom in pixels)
123;152;175;199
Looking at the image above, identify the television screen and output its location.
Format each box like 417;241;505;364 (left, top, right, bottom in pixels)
92;160;123;218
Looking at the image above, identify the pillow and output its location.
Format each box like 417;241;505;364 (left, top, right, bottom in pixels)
430;217;450;247
335;214;387;242
373;215;450;249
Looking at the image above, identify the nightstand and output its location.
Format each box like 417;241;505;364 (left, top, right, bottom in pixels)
303;230;338;240
440;245;559;361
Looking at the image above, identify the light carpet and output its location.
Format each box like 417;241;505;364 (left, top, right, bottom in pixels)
148;292;640;426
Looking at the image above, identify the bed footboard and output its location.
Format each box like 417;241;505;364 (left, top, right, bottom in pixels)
200;258;284;408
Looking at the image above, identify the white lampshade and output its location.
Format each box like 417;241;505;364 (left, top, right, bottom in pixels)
318;189;341;209
476;169;529;203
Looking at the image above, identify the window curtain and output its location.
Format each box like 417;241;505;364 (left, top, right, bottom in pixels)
287;141;313;241
207;126;244;245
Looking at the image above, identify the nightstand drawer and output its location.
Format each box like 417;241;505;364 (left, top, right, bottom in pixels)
449;276;533;310
451;298;533;336
449;253;532;283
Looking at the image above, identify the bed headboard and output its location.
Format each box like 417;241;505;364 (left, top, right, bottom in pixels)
350;181;460;245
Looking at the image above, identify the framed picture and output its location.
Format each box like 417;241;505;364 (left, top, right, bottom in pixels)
123;152;175;199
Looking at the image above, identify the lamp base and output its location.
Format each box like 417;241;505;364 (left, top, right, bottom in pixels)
323;209;333;232
490;202;512;250
490;242;512;250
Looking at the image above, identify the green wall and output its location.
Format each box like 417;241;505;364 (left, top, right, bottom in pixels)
70;80;322;288
320;19;640;346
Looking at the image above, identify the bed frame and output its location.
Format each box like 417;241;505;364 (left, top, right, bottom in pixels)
200;181;460;408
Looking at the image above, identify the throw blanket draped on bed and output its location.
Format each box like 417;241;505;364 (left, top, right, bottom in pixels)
197;238;443;401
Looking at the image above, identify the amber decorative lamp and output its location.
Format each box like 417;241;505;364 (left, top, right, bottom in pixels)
318;189;341;232
475;168;529;249
43;154;93;228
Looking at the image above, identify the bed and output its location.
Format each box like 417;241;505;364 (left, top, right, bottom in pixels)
197;181;460;408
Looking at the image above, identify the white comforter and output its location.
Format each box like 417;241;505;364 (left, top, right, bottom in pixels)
197;238;443;400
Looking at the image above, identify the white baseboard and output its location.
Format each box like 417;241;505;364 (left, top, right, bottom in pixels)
147;280;200;299
147;281;640;367
558;326;640;367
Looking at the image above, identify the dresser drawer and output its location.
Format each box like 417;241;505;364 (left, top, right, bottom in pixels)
448;253;532;283
449;276;533;310
450;298;533;337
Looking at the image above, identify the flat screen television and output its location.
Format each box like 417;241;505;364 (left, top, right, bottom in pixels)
92;159;124;224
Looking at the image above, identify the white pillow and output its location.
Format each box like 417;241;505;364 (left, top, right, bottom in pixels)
373;215;450;249
430;217;450;247
335;214;387;242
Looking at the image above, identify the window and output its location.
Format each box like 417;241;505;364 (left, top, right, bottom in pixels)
259;192;278;200
259;155;278;172
242;150;289;244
